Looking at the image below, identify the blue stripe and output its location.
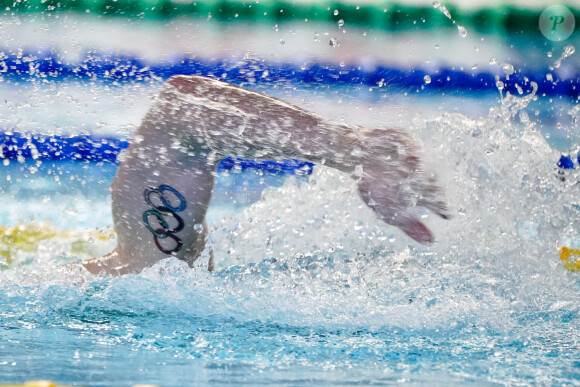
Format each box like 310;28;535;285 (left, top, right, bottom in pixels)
0;132;128;163
558;154;576;169
1;51;578;98
1;131;570;174
0;132;314;175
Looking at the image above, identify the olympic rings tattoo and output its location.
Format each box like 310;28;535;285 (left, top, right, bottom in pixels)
142;185;187;255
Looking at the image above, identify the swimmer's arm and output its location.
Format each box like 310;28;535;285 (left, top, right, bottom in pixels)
82;249;129;276
86;75;448;276
156;76;362;172
158;76;448;243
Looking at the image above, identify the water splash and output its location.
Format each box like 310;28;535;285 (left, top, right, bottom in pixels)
433;1;468;38
550;45;576;70
432;1;451;20
1;81;576;327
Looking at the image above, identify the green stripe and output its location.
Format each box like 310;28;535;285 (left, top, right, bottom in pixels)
2;0;579;33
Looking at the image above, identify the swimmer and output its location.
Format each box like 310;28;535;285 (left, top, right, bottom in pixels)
82;75;449;275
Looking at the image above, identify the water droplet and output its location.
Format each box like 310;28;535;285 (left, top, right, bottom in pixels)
502;63;514;76
547;51;553;58
194;223;203;232
546;73;553;82
519;110;530;124
424;75;431;84
337;19;344;27
434;44;440;49
333;9;339;16
279;38;285;45
489;58;498;65
329;37;340;47
152;170;160;176
432;1;451;19
457;25;467;38
551;45;576;69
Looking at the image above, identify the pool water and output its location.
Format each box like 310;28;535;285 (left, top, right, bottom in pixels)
0;3;580;386
0;80;579;385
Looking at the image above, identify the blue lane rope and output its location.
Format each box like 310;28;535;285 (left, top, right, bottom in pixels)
0;131;572;176
0;131;128;163
0;52;578;98
0;131;314;175
558;154;579;170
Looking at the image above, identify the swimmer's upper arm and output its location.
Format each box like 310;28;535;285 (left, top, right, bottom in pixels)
164;75;322;128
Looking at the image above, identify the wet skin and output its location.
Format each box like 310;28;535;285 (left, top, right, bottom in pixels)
83;75;449;276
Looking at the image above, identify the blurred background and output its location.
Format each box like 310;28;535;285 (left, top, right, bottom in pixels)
0;0;577;142
0;0;577;227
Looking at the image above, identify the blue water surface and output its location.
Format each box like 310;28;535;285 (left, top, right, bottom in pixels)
0;251;579;386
